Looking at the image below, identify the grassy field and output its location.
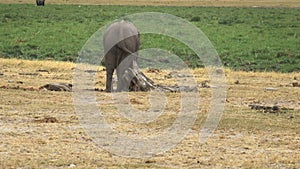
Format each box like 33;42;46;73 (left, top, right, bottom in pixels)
1;0;300;7
0;4;299;72
0;0;300;168
0;58;299;168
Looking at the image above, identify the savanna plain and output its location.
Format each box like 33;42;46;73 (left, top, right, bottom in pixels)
0;0;300;168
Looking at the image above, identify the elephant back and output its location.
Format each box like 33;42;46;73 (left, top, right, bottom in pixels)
103;20;139;54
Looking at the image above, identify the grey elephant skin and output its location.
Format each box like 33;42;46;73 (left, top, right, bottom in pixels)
103;20;140;92
36;0;45;6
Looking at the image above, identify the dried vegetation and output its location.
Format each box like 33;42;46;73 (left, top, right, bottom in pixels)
0;58;299;168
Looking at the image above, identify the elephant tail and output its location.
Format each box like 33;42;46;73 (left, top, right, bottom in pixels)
118;45;138;58
118;46;155;63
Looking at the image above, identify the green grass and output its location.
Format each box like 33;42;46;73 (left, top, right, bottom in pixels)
0;4;299;72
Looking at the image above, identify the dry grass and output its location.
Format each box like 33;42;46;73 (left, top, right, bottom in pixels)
1;0;300;7
0;58;299;168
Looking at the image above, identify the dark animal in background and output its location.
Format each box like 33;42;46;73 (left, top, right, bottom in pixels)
103;20;140;92
36;0;45;6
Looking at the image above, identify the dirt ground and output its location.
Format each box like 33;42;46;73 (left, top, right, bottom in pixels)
1;0;300;7
0;58;299;168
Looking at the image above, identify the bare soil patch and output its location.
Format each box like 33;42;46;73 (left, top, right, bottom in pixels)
0;58;299;168
1;0;300;7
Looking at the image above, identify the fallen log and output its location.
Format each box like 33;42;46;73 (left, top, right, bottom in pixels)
248;104;294;113
40;69;198;92
40;83;72;92
123;68;198;92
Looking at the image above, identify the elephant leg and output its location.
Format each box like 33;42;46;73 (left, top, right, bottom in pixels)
106;67;114;92
116;68;124;92
105;50;118;92
116;54;134;92
116;67;131;92
116;63;130;92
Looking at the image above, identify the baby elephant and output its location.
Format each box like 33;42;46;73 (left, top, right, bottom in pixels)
103;20;140;92
36;0;45;6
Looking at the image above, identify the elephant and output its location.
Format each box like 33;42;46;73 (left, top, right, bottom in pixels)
36;0;45;6
103;20;140;92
